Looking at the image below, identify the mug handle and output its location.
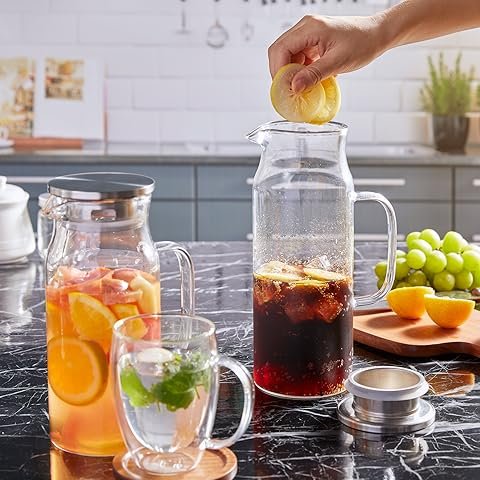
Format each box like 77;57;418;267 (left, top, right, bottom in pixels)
155;241;195;315
205;355;254;450
353;191;397;307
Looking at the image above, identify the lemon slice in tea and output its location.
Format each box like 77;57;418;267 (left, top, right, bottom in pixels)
270;63;326;123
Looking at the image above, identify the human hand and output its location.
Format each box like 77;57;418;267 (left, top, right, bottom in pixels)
268;14;386;92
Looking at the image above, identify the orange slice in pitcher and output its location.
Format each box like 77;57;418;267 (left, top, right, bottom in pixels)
48;336;108;406
111;303;140;320
46;300;75;340
270;63;326;123
69;292;117;342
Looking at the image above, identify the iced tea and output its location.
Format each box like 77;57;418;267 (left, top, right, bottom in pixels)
253;261;353;398
46;266;160;456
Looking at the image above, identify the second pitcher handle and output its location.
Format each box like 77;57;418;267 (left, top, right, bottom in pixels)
354;191;397;307
155;241;195;315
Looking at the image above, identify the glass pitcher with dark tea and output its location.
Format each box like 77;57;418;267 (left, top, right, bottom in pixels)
248;121;397;399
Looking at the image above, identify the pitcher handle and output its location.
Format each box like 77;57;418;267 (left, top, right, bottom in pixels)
354;191;397;307
155;241;195;315
205;355;254;450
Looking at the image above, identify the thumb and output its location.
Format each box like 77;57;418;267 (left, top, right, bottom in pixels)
292;56;337;93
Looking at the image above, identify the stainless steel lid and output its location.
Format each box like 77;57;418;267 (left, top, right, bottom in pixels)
337;366;435;435
47;172;155;200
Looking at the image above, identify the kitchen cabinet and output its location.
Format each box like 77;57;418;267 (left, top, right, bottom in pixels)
351;166;452;240
197;201;252;241
2;158;478;242
454;167;480;241
3;163;195;239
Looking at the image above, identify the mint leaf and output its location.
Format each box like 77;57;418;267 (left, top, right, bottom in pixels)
120;353;211;411
120;365;154;407
151;370;196;411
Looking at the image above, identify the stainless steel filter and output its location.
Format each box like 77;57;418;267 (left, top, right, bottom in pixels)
337;366;435;434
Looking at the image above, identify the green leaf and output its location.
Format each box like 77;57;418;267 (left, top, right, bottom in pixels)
421;52;475;115
120;365;154;407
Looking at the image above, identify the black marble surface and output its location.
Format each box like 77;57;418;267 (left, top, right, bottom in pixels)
2;242;480;480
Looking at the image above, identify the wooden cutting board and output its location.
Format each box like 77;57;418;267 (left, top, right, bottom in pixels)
353;309;480;358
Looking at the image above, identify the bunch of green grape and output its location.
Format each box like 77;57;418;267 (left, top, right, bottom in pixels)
375;229;480;292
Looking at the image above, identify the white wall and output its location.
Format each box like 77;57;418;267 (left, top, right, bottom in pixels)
2;0;480;146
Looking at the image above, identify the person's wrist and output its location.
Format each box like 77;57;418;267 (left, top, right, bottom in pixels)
370;10;397;55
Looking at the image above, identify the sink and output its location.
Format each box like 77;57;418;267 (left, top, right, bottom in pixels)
347;145;436;157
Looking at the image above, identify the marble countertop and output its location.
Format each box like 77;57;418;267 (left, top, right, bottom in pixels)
2;242;480;479
2;142;480;166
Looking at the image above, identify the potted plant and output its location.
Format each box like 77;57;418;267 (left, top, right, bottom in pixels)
421;53;474;154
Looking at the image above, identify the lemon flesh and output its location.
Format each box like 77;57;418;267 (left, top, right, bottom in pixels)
312;76;342;125
270;63;326;123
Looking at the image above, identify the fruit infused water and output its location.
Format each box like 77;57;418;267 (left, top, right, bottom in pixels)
253;261;353;398
46;266;160;456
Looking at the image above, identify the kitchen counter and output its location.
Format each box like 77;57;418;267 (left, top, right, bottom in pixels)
2;142;480;166
2;242;480;479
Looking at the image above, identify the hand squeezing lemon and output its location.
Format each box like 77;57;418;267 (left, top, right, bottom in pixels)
270;63;341;124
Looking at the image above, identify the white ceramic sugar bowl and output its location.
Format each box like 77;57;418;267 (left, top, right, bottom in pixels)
0;176;35;263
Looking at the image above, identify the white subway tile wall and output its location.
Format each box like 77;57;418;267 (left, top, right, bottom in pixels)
4;0;480;145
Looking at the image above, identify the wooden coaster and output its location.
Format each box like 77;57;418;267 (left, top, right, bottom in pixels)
112;448;237;480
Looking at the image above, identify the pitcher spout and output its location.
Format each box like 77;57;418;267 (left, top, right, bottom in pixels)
246;124;269;146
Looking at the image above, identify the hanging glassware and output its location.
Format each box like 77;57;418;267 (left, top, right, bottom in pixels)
241;0;255;42
207;0;229;49
176;0;190;35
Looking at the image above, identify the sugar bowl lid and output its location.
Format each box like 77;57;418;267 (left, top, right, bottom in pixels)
0;176;28;205
48;172;155;200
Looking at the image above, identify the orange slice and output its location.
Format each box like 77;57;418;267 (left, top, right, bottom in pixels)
69;292;117;342
312;77;341;125
386;286;434;319
270;63;326;123
111;304;147;339
110;303;139;320
46;301;75;341
48;336;108;406
424;294;474;328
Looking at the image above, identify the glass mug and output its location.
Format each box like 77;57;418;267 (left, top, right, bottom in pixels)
112;314;254;477
248;121;397;400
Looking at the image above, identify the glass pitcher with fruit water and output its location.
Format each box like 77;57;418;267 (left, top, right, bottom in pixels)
248;121;397;399
43;172;194;456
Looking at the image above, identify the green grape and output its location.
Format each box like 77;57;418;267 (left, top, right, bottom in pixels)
374;261;387;279
396;281;410;288
442;231;465;254
461;250;480;272
406;249;426;269
462;244;480;253
455;270;474;290
409;239;433;255
395;258;410;280
419;228;442;249
471;270;480;289
406;231;421;250
396;250;407;258
407;270;427;287
424;250;447;274
445;252;464;274
433;271;455;291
